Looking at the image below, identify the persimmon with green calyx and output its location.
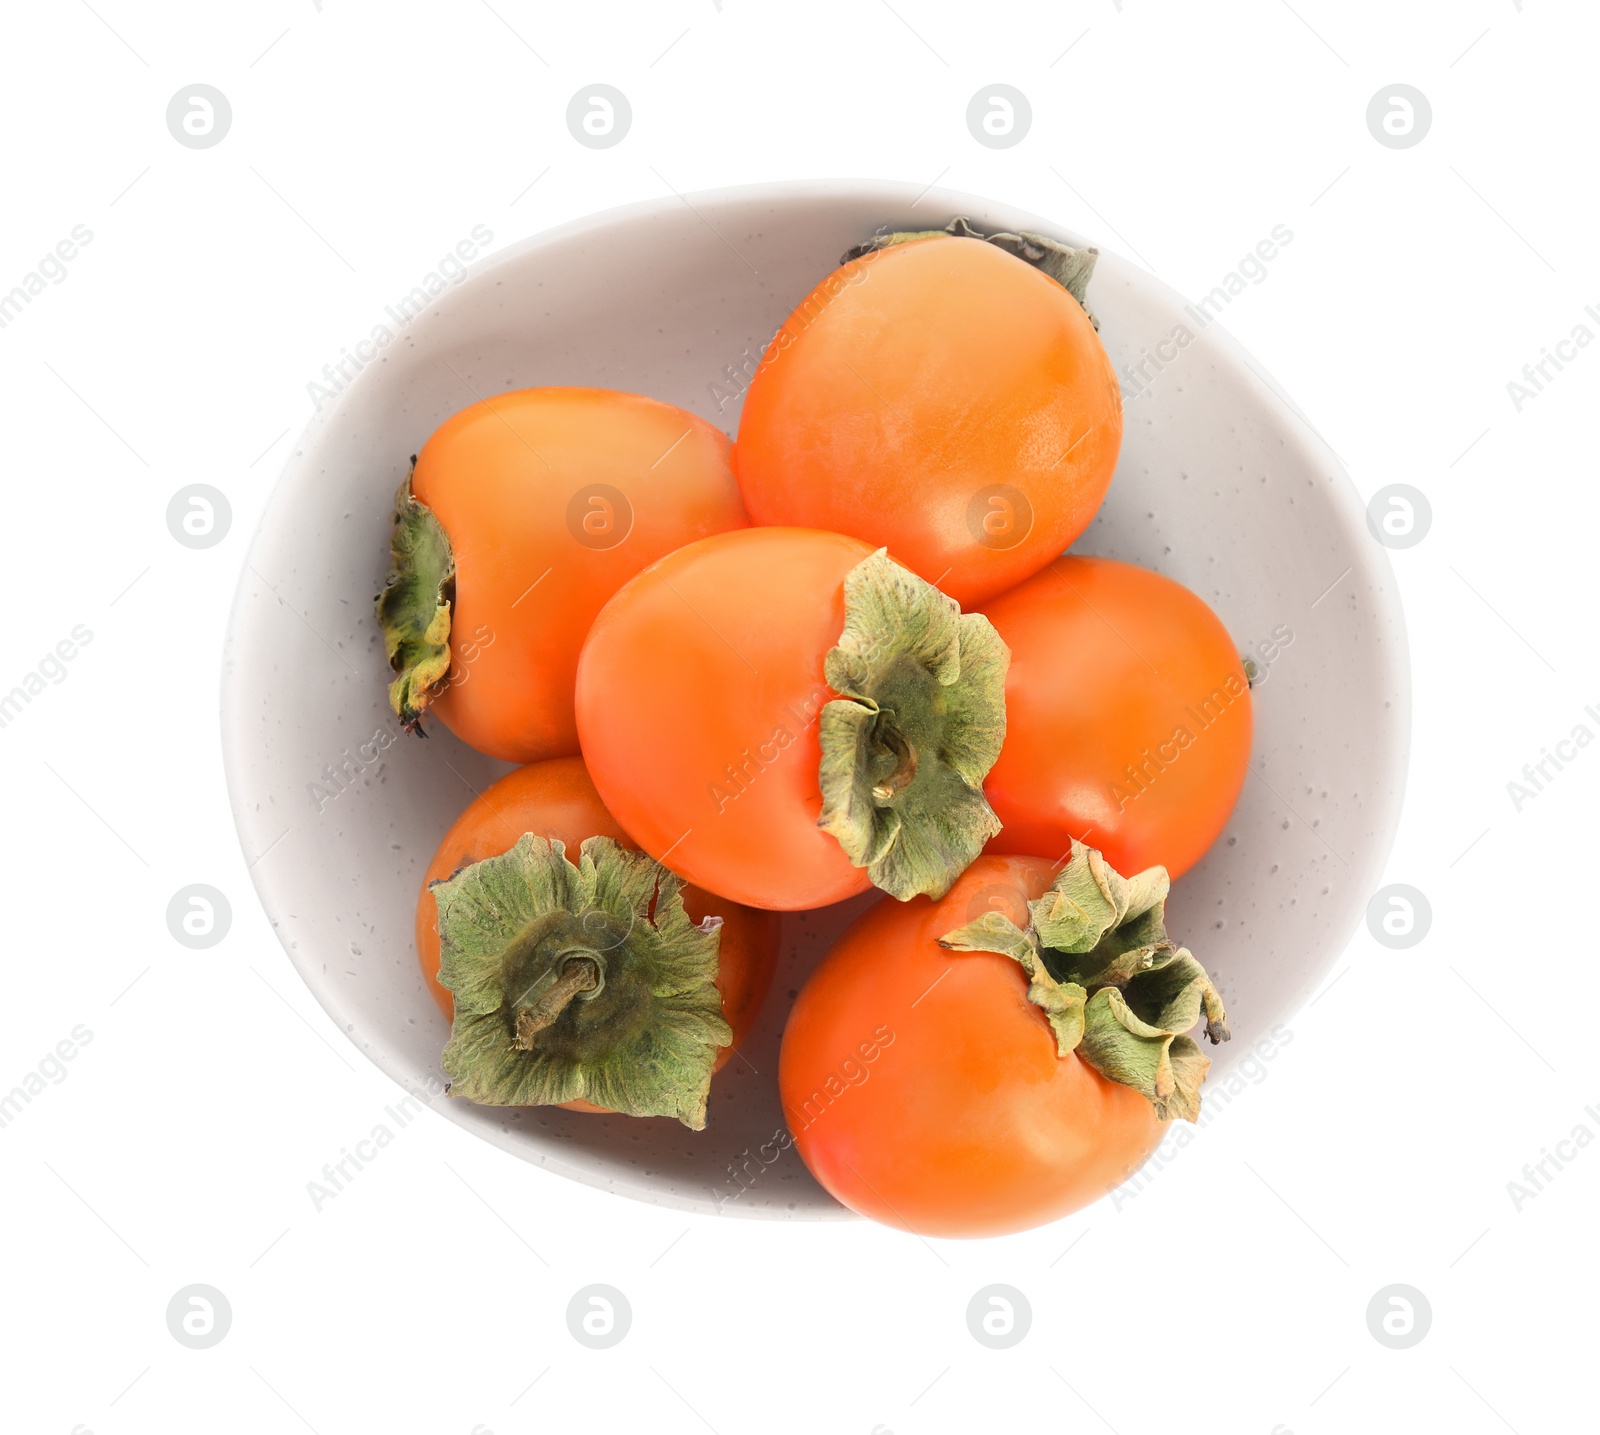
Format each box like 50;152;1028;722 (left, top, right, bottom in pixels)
417;757;778;1127
731;216;1122;608
778;843;1229;1237
575;528;1009;911
980;555;1252;881
376;387;749;764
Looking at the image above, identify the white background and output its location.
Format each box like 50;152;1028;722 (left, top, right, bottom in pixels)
2;1;1593;1431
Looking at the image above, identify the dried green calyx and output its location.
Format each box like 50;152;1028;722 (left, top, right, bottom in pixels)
843;215;1102;328
433;834;731;1130
818;550;1009;903
939;841;1230;1121
374;468;455;733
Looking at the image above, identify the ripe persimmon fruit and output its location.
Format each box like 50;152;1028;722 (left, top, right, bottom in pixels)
416;756;778;1128
732;219;1123;608
575;528;1010;911
377;387;748;764
779;845;1229;1237
981;556;1252;880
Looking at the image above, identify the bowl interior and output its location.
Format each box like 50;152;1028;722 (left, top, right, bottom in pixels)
221;180;1408;1218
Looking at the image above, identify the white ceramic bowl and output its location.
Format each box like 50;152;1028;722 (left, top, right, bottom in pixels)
221;180;1409;1219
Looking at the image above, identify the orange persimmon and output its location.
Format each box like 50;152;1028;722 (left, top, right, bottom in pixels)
378;387;749;764
417;757;779;1127
981;556;1252;880
780;848;1229;1236
732;225;1122;608
575;529;1010;911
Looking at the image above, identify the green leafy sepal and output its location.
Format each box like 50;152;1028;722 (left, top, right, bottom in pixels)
938;841;1230;1120
817;550;1009;902
375;470;455;732
432;835;731;1130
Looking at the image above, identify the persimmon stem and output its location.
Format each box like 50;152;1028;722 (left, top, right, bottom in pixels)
870;721;919;802
513;957;600;1050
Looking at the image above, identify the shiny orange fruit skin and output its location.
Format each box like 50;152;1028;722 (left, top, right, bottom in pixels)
981;556;1251;880
413;387;749;764
780;856;1163;1237
415;757;779;1100
732;236;1122;608
576;526;877;911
